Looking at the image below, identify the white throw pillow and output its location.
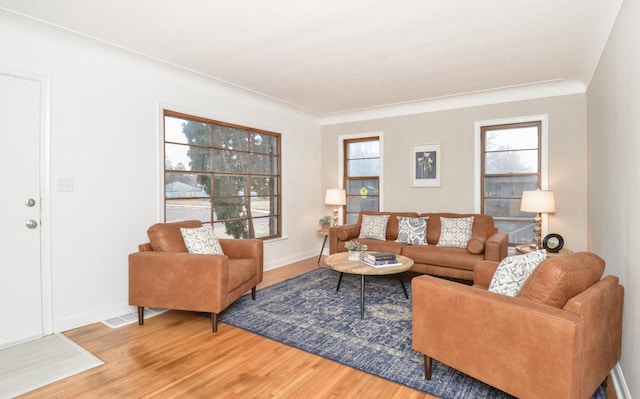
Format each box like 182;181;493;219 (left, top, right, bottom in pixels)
358;215;390;241
436;216;474;248
396;217;428;245
488;250;547;296
180;224;224;255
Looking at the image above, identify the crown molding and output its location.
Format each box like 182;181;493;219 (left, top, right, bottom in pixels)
320;80;585;126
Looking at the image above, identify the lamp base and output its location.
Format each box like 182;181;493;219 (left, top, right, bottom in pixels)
532;212;543;250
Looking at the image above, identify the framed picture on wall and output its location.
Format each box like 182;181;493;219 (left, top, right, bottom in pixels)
411;143;441;187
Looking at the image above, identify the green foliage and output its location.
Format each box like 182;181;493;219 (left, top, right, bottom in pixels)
181;121;247;238
345;240;367;251
179;121;279;239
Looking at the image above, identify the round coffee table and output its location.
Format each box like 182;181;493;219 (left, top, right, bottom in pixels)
324;251;414;318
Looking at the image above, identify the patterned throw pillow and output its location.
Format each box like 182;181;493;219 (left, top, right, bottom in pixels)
436;216;474;248
488;250;547;296
396;217;428;245
180;224;224;255
358;214;390;241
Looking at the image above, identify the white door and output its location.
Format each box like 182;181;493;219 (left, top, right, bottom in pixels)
0;74;44;348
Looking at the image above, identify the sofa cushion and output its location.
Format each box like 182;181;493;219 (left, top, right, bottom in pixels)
357;211;419;240
517;252;605;308
358;214;390;240
228;258;257;291
396;216;428;245
147;220;202;252
401;245;484;271
180;224;224;255
336;224;359;241
466;237;485;254
437;216;474;248
420;213;495;245
488;250;547;296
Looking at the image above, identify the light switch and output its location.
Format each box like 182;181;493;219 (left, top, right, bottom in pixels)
57;178;74;192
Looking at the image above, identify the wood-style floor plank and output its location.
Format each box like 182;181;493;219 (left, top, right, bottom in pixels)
15;256;615;398
15;257;436;398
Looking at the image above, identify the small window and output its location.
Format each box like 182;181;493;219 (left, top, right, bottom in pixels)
164;110;281;239
343;137;380;224
481;121;541;245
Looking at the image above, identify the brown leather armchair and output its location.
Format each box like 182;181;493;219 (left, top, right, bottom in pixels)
412;252;624;399
129;220;263;332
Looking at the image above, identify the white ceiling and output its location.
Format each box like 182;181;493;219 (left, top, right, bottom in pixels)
0;0;624;115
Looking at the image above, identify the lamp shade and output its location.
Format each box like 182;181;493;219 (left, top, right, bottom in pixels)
520;190;556;213
325;188;346;206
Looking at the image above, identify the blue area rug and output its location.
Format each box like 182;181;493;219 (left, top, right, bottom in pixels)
218;268;605;399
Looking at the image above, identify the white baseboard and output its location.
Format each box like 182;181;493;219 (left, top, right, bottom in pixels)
53;303;135;333
263;250;318;271
611;362;631;399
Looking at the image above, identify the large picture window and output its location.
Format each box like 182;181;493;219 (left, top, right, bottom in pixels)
343;137;380;224
481;121;541;245
164;110;281;239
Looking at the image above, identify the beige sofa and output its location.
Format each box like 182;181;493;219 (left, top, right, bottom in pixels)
329;211;508;281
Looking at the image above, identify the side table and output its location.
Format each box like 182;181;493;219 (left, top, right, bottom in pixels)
515;244;573;257
317;229;329;264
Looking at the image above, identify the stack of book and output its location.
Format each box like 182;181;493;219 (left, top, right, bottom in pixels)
361;252;401;267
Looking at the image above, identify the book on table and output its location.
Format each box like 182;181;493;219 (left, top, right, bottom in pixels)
361;258;402;268
366;252;396;261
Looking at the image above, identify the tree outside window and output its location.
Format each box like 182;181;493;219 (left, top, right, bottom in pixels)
164;111;281;239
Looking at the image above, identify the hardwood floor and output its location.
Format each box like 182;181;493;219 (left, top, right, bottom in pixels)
16;256;615;398
16;257;436;399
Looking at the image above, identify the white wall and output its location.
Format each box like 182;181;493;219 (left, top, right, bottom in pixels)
0;11;322;332
587;0;639;397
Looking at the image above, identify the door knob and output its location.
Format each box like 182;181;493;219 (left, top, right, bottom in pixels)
25;198;36;207
26;220;38;229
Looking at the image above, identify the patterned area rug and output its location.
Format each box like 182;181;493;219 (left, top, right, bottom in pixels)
218;268;605;399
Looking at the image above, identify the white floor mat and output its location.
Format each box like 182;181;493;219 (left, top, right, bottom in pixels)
0;333;103;398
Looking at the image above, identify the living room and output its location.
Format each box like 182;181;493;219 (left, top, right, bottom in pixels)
0;1;637;398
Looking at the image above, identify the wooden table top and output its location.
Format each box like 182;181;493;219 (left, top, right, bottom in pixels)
324;251;413;276
515;244;573;257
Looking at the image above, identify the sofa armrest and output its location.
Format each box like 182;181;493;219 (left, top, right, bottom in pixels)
129;252;228;312
412;275;584;399
219;238;263;282
484;232;508;262
329;224;360;253
562;276;624;390
473;260;498;289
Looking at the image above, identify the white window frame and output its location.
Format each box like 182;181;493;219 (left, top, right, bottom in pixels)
338;131;384;222
474;115;550;236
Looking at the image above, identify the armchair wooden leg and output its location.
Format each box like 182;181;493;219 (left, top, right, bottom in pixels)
212;312;218;333
137;306;144;325
424;354;432;380
251;286;257;300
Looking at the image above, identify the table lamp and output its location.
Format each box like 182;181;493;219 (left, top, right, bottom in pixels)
325;188;346;226
520;190;556;250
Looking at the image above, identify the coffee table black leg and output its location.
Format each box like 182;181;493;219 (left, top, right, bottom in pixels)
398;274;409;299
336;272;344;292
361;275;366;318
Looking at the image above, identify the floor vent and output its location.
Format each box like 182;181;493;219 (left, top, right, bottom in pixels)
101;308;167;329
